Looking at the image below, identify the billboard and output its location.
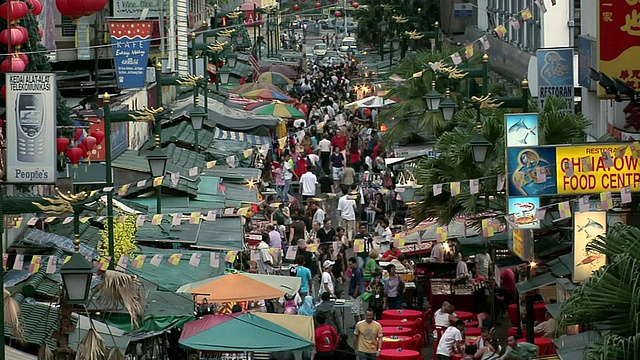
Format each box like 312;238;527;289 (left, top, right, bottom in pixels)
508;197;541;229
506;113;539;147
113;0;170;18
5;73;56;184
573;211;607;282
109;20;153;89
537;48;574;112
509;228;534;262
556;144;640;195
578;35;597;92
507;146;558;196
598;0;640;97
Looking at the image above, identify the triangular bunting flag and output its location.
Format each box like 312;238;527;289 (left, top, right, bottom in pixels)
168;254;182;265
46;256;57;274
243;148;254;158
535;0;547;13
600;191;613;211
150;254;163;266
451;52;463;65
63;216;74;224
189;167;199;176
226;155;236;168
118;184;130;196
278;137;287;150
136;179;147;188
494;25;507;38
210;253;220;267
480;35;491;50
153;176;164;187
464;44;474;59
521;7;533;20
206;160;217;168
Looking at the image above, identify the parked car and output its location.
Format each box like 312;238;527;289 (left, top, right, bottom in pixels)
339;36;357;53
313;43;328;58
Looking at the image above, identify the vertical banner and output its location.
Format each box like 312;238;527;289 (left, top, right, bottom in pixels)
5;73;56;183
505;113;539;147
537;48;574;112
573;211;606;282
109;20;153;89
578;35;597;92
598;0;640;97
509;229;534;261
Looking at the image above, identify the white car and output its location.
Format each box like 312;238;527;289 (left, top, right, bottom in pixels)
339;37;357;53
313;43;327;58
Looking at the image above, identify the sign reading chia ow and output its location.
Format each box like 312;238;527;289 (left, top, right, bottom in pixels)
5;73;56;184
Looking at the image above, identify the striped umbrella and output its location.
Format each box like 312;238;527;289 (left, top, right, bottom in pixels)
257;72;294;87
229;82;281;94
252;103;305;119
241;89;293;102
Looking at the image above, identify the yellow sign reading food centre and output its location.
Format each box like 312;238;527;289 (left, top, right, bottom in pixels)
555;144;640;195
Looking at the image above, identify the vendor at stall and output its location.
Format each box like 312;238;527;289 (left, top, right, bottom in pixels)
381;243;402;261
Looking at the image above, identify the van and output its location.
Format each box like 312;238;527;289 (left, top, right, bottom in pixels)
339;37;357;53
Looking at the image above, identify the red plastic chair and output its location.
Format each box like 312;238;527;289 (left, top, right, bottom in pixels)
411;333;423;351
422;308;432;345
432;326;447;360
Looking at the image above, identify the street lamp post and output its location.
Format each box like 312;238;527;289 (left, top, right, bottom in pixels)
146;141;169;214
439;89;458;121
189;98;207;152
378;20;387;62
424;81;443;111
390;34;400;67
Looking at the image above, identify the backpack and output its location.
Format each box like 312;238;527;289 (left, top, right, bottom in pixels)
283;298;298;314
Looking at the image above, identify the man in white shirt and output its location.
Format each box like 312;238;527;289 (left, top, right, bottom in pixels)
475;250;491;279
300;168;318;202
379;218;392;253
435;320;465;359
282;154;297;205
431;238;445;263
456;256;470;278
257;235;275;275
337;192;357;241
319;260;335;297
318;134;332;175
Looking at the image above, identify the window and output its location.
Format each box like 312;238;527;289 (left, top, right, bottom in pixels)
61;16;76;37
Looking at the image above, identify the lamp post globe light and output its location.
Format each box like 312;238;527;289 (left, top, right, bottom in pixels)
439;89;458;121
391;35;400;52
424;81;443;111
218;69;231;85
60;235;96;305
470;132;492;164
146;144;169;214
226;52;238;68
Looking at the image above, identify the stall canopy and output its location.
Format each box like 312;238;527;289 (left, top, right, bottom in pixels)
253;313;315;343
457;233;509;256
404;218;480;244
179;313;313;352
136;216;244;249
213;128;271;146
177;273;301;303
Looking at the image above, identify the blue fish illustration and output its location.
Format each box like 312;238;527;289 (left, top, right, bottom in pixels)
508;118;537;145
577;218;605;239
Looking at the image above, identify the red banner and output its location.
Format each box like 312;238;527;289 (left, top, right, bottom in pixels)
598;0;640;96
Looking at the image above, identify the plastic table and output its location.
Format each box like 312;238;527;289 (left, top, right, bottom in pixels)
382;309;423;321
382;326;414;337
381;336;413;350
455;311;475;321
379;348;421;360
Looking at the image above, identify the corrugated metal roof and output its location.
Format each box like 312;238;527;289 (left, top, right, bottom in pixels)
163;121;216;149
111;149;151;173
165;143;207;170
5;299;59;349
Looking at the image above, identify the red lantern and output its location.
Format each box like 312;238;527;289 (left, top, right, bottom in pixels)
90;130;105;149
82;135;97;154
352;2;359;8
334;10;342;17
76;142;86;157
1;56;26;72
66;147;84;167
28;0;43;15
74;128;83;141
315;2;321;8
293;4;300;11
14;52;29;66
0;0;29;21
57;0;108;19
0;27;27;47
57;137;70;155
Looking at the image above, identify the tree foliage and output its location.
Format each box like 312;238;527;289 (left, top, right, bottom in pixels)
99;214;140;263
558;223;640;359
410;96;590;225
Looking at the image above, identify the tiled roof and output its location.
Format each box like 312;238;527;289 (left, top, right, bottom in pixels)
5;294;59;349
162;121;216;149
111;149;151;173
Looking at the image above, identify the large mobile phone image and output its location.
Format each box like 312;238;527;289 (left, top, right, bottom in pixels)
16;93;45;162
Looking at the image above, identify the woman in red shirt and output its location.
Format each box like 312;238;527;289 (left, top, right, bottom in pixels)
381;243;402;261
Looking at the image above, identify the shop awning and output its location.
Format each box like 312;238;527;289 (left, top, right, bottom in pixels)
554;331;602;360
457;233;509;256
254;313;315;343
213;128;271;146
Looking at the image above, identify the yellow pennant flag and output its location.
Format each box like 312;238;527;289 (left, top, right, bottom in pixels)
152;214;163;225
98;256;111;271
29;255;42;273
206;160;217;168
243;148;253;158
482;219;494;237
465;44;474;59
132;255;147;269
168;254;182;265
118;184;130;196
153;176;164;187
521;7;533;20
278;137;288;150
224;251;238;263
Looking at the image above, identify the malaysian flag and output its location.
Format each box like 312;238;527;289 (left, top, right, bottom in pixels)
249;46;260;82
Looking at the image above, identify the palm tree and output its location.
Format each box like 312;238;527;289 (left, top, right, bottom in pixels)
558;223;640;359
411;96;591;224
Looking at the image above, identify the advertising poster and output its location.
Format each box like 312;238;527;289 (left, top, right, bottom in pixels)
573;211;607;282
578;35;597;91
598;0;640;97
506;113;539;147
5;73;56;184
508;228;534;262
109;20;153;89
507;146;558;196
508;197;541;229
537;48;574;112
555;144;640;195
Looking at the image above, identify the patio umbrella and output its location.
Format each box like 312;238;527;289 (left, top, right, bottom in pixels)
260;64;298;79
229;82;281;94
177;272;301;302
179;312;313;352
244;101;272;111
241;89;292;102
258;72;294;87
252;102;305;119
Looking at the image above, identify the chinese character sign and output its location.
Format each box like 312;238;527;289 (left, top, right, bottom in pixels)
598;0;640;97
109;20;152;89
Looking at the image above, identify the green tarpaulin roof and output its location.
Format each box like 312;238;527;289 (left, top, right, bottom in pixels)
179;312;313;352
135;216;244;249
126;248;226;292
457;233;509;256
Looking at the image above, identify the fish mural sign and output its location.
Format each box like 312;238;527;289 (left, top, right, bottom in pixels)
573;211;606;282
506;113;539;147
508;197;541;229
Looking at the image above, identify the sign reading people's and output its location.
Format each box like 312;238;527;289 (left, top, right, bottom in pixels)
109;20;152;89
507;144;640;196
5;73;56;184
